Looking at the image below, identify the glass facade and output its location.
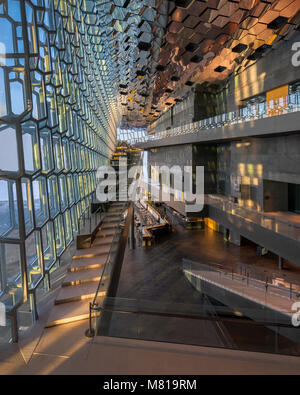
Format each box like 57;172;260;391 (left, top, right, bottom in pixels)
0;0;118;342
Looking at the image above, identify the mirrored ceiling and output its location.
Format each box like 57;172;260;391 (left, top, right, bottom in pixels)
94;0;300;127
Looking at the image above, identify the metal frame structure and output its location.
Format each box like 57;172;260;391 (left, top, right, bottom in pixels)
0;0;118;342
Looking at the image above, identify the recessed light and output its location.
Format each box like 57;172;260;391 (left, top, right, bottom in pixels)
267;16;289;30
190;55;203;63
138;42;152;51
174;0;193;8
156;64;168;72
232;43;248;53
214;66;227;72
185;43;199;52
247;44;271;60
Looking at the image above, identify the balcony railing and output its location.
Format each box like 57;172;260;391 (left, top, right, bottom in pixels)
131;93;300;144
206;194;300;243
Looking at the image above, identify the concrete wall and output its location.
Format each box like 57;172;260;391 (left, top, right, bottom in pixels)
263;180;289;212
146;131;300;214
148;145;193;216
229;134;300;210
226;32;300;111
193;144;218;195
148;32;300;131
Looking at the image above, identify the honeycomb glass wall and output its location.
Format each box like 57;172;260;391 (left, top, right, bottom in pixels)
0;0;118;343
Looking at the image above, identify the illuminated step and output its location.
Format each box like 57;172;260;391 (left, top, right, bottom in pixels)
107;208;124;213
62;269;105;287
72;245;111;259
102;217;120;224
104;213;121;218
45;297;97;328
101;223;119;230
96;230;115;237
69;256;107;272
92;236;114;247
55;282;101;305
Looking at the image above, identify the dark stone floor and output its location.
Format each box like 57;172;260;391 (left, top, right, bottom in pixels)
117;224;300;302
104;223;300;356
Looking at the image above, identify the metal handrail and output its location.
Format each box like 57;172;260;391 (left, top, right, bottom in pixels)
92;300;296;329
132;93;300;144
205;194;300;242
182;259;300;303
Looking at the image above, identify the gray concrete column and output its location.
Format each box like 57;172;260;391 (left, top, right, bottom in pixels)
129;205;135;250
278;256;283;270
229;229;241;246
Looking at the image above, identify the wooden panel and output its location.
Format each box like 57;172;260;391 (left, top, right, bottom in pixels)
266;84;289;116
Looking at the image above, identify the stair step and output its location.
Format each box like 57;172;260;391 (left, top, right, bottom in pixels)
101;224;118;230
92;236;114;247
62;269;104;287
105;212;121;217
72;245;110;259
96;230;115;237
107;208;123;213
69;256;107;272
103;217;120;223
55;282;100;305
46;298;94;328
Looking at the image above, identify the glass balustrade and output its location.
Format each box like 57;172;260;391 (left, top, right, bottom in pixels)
132;94;300;145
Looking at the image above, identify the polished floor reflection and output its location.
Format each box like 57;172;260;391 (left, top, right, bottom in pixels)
100;220;300;356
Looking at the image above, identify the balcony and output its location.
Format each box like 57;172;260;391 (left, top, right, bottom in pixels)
205;194;300;266
133;94;300;149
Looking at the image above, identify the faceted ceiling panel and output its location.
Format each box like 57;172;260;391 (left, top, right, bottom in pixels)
94;0;300;127
94;0;169;127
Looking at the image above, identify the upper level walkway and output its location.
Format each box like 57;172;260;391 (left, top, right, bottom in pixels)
133;95;300;149
206;194;300;244
205;194;300;266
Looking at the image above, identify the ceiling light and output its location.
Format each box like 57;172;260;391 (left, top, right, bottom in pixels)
214;66;227;72
267;16;289;30
185;43;199;52
190;55;203;63
156;64;168;72
232;43;248;53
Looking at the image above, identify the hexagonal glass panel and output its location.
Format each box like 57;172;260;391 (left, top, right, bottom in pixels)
0;179;19;239
22;121;41;174
21;178;34;235
40;128;54;174
32;176;49;227
47;175;60;219
0;125;18;172
0;243;23;311
25;231;43;290
41;222;56;271
54;215;65;257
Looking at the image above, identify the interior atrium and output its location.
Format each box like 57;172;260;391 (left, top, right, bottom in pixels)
1;0;300;376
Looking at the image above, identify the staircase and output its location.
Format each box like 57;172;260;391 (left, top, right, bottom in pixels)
46;202;125;328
